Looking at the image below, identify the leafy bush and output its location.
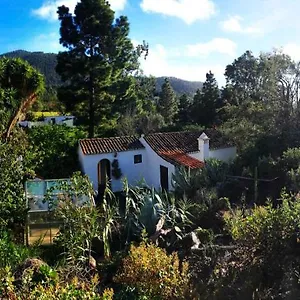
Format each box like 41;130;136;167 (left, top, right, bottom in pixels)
47;173;100;265
224;190;300;256
287;166;300;193
0;133;32;230
0;232;40;268
115;241;192;299
217;190;300;297
48;172;118;266
280;147;300;172
0;266;114;299
27;125;87;179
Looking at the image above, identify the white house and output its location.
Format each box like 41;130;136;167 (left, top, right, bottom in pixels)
19;115;75;128
78;130;237;192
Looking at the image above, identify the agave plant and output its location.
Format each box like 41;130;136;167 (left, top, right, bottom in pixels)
138;189;165;236
122;179;197;243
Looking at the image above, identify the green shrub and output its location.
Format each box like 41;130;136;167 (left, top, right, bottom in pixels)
0;266;113;299
224;190;300;256
115;241;192;299
27;125;87;179
0;232;40;268
280;148;300;172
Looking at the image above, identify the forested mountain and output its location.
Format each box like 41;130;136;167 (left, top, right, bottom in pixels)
0;50;202;94
1;50;60;86
155;77;202;95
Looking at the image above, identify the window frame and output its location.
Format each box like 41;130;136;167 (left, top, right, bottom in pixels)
134;154;142;164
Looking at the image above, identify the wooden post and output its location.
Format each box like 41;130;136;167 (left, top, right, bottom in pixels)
254;167;258;204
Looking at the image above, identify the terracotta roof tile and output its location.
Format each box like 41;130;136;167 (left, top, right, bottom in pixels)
145;130;234;152
159;151;204;169
79;136;144;155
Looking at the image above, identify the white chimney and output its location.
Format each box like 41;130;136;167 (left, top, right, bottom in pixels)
197;132;210;161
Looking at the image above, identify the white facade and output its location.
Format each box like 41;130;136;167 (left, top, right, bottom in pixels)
209;147;237;161
44;116;75;126
78;137;175;192
78;146;147;192
79;133;237;192
19;116;75;128
189;134;236;163
139;136;175;191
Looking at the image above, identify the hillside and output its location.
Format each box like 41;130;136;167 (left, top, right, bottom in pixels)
155;77;202;95
1;50;60;86
1;50;202;94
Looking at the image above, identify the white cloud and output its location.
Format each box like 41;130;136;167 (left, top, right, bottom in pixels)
140;0;216;24
32;0;126;21
25;32;63;53
186;38;237;57
139;44;226;86
220;15;261;35
283;43;300;61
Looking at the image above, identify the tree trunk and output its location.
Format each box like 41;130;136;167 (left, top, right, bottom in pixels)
89;79;95;138
4;93;37;140
88;46;95;138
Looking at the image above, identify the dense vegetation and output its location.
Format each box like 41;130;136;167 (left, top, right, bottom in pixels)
2;0;300;299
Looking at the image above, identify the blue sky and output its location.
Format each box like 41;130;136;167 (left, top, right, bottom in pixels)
1;0;300;86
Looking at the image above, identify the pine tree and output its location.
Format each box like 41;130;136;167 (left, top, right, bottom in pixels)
191;71;219;127
177;94;192;125
56;0;142;137
157;78;178;125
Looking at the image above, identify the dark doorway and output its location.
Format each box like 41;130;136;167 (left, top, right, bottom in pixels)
160;165;169;191
97;159;111;204
98;159;111;186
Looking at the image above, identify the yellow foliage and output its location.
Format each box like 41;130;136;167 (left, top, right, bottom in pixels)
0;267;113;300
115;242;191;300
33;111;61;118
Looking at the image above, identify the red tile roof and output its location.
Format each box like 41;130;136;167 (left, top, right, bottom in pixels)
145;130;233;152
159;151;204;169
79;130;233;169
79;136;144;155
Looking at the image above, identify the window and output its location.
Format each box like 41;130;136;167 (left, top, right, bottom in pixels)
134;154;142;164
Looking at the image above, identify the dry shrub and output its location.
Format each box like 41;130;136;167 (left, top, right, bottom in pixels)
115;241;193;299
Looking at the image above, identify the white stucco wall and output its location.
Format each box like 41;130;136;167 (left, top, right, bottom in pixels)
139;137;175;191
188;151;201;161
189;147;237;163
209;147;237;162
19;116;75;128
78;146;147;192
44;116;75;126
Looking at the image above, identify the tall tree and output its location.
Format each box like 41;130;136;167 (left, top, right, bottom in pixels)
177;94;192;125
191;71;219;127
56;0;143;137
134;75;157;113
157;78;178;125
221;50;300;158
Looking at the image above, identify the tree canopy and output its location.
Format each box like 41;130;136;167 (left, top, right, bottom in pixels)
191;71;220;127
0;57;44;139
56;0;143;137
157;78;178;125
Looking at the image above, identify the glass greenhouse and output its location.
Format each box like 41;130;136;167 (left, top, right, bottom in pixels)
25;179;93;245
